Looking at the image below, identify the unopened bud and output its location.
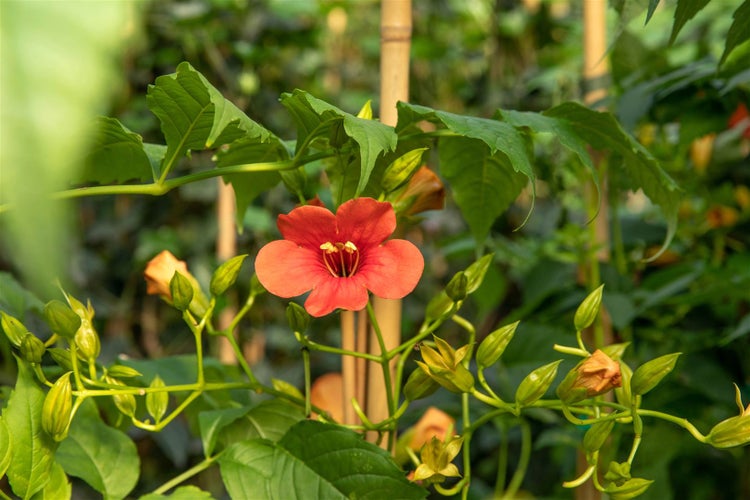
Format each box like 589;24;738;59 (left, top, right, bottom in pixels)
169;271;194;312
381;148;428;193
603;477;654;498
106;365;143;379
463;254;494;295
48;348;74;371
43;300;81;339
444;271;468;302
210;255;247;296
631;353;680;396
286;302;311;333
476;321;519;368
574;284;604;331
20;333;45;364
74;321;100;363
425;291;454;322
356;100;373;120
106;376;136;418
42;372;73;441
1;311;28;347
515;360;563;407
146;375;168;423
583;419;615;454
404;367;440;401
706;415;750;448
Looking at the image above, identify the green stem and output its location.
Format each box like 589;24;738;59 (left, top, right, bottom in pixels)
494;421;508;499
296;333;382;363
502;418;531;499
365;302;397;446
302;345;312;417
461;392;472;500
151;452;221;495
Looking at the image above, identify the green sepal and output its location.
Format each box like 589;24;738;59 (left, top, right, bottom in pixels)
1;311;28;347
381;147;428;193
42;372;73;442
706;415;750;448
444;271;468;302
210;254;248;296
286;302;311;333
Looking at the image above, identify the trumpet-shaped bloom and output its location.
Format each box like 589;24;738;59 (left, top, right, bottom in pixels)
255;197;424;317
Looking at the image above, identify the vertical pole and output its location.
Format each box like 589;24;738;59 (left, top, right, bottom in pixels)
216;179;239;364
364;0;412;447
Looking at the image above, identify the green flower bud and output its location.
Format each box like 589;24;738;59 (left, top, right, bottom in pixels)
42;372;73;441
146;375;168;423
476;321;519;369
106;365;143;379
515;360;563;407
463;254;494;295
169;271;194;312
630;353;681;396
706;415;750;448
444;271;468;302
604;461;631;484
614;361;633;408
603;477;654;499
425;291;454;322
43;300;81;339
574;284;604;331
356;100;372;120
210;255;248;296
381;148;428;193
74;320;100;363
403;366;440;401
20;333;45;364
1;311;28;347
48;347;74;371
583;419;615;454
106;376;137;418
280;168;307;198
272;378;304;400
286;302;311;333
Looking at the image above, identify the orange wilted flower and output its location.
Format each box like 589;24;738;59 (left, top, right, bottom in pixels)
255;198;424;317
310;372;343;423
557;349;622;403
393;166;445;216
144;250;192;299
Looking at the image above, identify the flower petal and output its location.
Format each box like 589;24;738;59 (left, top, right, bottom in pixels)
255;240;327;297
304;276;369;317
277;205;337;250
358;239;424;299
336;198;396;248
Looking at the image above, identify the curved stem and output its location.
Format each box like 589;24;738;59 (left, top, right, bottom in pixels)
502;418;531;499
151;452;221;495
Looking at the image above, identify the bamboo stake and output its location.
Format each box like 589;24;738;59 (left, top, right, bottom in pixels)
216;179;238;364
579;2;611;499
364;0;412;447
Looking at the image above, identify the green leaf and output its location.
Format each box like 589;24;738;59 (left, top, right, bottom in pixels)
669;0;711;44
720;0;750;65
3;357;57;499
0;272;44;318
56;398;140;499
82;117;160;183
280;90;398;196
0;416;11;479
645;0;661;24
41;461;72;500
544;102;681;259
438;137;527;243
139;485;216;500
214;137;287;227
219;421;426;500
146;61;215;178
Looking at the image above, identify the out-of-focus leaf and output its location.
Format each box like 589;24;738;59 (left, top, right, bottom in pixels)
669;0;711;44
720;0;750;65
82;117;160;183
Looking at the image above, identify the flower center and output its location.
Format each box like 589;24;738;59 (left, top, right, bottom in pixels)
320;241;360;278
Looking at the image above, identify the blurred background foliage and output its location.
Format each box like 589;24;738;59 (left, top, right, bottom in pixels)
1;0;749;498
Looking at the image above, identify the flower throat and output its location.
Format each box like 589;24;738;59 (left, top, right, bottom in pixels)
320;241;360;277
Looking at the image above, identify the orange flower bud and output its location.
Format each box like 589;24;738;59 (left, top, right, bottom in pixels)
557;350;622;403
144;250;191;299
393;166;445;216
706;205;739;229
409;407;455;451
309;372;343;423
